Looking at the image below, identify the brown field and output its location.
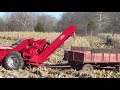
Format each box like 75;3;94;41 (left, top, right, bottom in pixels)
0;32;120;78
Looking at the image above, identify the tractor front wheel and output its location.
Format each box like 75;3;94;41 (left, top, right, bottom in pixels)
3;52;24;70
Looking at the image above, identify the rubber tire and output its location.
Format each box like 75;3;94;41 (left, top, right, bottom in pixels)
82;64;94;73
3;52;24;70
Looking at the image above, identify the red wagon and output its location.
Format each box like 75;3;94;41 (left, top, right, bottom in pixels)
63;46;120;72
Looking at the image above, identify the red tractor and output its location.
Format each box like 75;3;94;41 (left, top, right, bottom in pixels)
0;26;77;70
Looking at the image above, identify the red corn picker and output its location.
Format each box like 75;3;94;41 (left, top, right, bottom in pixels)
0;26;77;70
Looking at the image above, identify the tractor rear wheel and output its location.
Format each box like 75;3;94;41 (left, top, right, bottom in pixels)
82;64;94;73
3;52;24;70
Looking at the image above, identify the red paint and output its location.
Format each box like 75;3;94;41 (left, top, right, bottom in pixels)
29;26;77;65
64;47;120;64
0;26;77;66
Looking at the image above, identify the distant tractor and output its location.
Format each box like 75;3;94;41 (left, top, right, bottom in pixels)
106;35;112;45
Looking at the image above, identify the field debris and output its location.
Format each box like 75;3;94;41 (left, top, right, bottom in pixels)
0;32;120;78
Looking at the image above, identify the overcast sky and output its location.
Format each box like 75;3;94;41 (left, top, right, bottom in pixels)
0;12;64;19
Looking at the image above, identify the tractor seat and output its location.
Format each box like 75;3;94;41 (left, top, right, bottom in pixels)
0;47;13;49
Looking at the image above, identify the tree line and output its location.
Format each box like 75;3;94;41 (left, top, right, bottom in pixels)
0;12;120;36
57;12;120;36
0;12;58;32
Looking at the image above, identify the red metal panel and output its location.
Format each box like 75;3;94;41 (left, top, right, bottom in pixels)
118;54;120;62
66;46;120;64
91;52;93;62
14;38;34;51
74;52;80;60
103;53;110;62
68;51;74;61
71;50;84;53
29;26;77;64
110;53;117;62
93;53;102;63
84;51;92;62
73;52;84;62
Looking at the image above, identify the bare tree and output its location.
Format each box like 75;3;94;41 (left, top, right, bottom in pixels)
56;12;96;35
36;14;58;32
0;17;7;31
95;12;111;33
108;12;120;34
5;12;38;31
3;12;58;32
87;20;97;37
3;12;118;34
56;12;73;32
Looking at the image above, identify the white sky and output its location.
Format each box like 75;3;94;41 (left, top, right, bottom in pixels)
0;12;65;19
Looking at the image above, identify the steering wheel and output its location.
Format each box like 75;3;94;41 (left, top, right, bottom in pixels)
11;39;24;47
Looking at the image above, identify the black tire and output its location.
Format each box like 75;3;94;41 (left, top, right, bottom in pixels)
82;64;94;73
3;52;24;70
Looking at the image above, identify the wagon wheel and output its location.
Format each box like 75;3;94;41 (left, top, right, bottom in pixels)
82;64;94;73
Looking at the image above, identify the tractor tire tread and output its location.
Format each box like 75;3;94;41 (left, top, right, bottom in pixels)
3;52;24;70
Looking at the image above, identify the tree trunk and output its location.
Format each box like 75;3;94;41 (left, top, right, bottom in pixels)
90;31;93;38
